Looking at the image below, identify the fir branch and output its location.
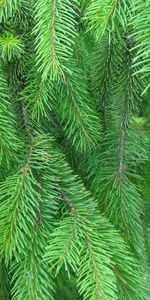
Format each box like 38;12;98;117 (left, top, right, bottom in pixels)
0;33;24;62
0;0;20;22
0;1;149;298
77;231;117;300
44;144;147;299
34;0;79;80
88;38;147;257
0;163;37;260
86;237;102;300
45;181;117;300
45;216;81;277
0;68;21;167
22;65;54;121
11;172;59;300
55;60;101;153
130;0;150;92
0;135;55;260
90;35;123;131
84;0;130;40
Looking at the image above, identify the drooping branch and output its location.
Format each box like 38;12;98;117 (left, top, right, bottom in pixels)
86;237;102;300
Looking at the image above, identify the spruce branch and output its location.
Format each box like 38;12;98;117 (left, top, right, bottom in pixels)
22;65;54;121
0;1;149;298
0;68;21;167
44;144;147;299
87;37;147;257
0;0;20;22
0;33;24;62
55;60;101;153
11;172;58;300
90;34;124;131
34;0;79;80
84;0;131;40
0;134;56;260
130;0;150;92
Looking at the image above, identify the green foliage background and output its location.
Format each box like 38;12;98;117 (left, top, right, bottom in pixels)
0;0;150;299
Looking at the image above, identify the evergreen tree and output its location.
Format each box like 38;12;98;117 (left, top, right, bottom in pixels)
0;0;150;299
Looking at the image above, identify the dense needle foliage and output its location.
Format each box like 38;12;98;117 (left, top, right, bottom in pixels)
0;0;150;299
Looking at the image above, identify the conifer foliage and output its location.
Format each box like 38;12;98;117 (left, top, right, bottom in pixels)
0;0;150;299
